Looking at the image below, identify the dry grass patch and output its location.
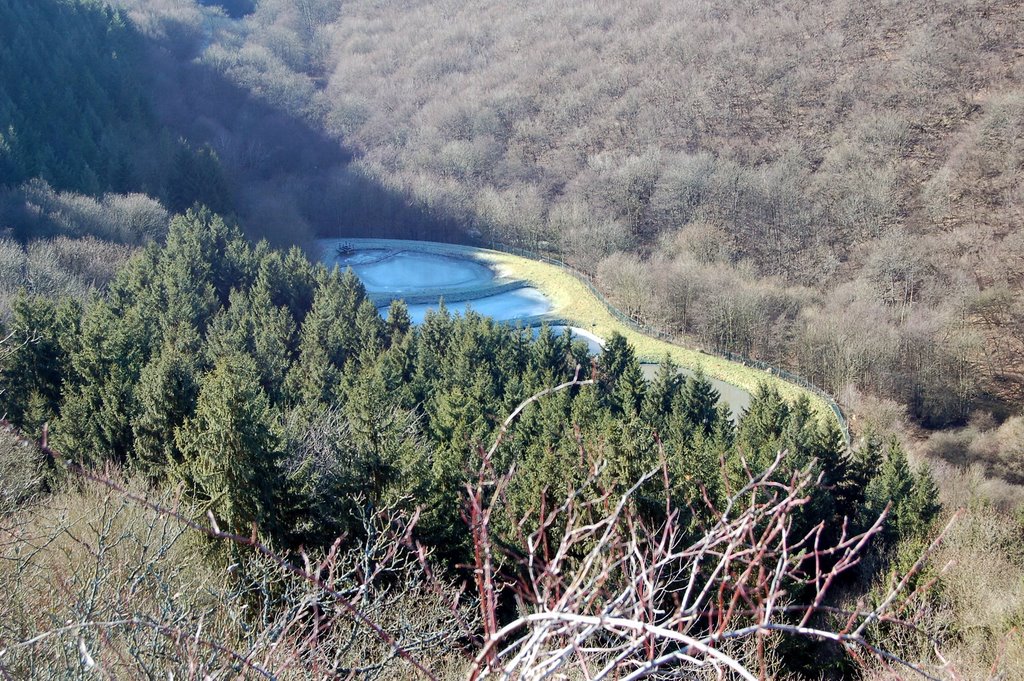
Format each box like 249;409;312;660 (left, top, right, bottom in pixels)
0;473;471;678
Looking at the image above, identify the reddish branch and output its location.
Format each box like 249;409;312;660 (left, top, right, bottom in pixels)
1;367;956;679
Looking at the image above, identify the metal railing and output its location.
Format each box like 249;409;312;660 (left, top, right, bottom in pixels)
487;241;850;447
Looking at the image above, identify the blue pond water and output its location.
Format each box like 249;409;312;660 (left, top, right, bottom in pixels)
335;249;494;294
321;238;749;419
324;240;554;324
391;288;553;324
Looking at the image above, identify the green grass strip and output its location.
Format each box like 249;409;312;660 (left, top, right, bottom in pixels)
479;249;837;423
328;238;843;431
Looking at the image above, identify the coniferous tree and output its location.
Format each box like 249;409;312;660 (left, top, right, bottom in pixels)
816;418;859;527
711;403;736;449
412;302;453;397
252;246;319;325
205;288;295;403
285;269;365;407
642;354;681;433
0;294;74;434
597;332;634;393
157;210;247;333
736;383;790;471
385;299;412;344
614;361;647;419
166;144;231;215
56;300;151;464
783;395;818;461
354;297;385;363
344;360;420;504
679;366;721;438
597;332;644;416
248;288;296;403
133;325;201;476
863;438;917;545
0;0;163;195
175;354;283;536
851;426;884;491
528;324;566;387
907;465;941;539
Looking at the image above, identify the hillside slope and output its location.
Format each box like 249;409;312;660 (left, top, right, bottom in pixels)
118;0;1024;427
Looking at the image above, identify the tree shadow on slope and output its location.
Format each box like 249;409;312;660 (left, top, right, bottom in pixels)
0;0;462;251
136;14;464;249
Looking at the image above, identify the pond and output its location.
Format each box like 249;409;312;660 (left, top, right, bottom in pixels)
321;238;749;419
334;248;495;294
398;287;552;324
324;238;555;324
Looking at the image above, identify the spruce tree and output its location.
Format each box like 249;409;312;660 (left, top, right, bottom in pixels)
174;354;284;536
597;332;634;388
254;246;319;325
863;438;917;545
55;300;150;464
385;299;412;345
0;294;71;434
285;270;364;408
851;426;884;491
343;360;418;504
679;366;721;438
614;361;647;418
132;325;201;477
815;418;859;527
354;297;385;363
598;332;643;415
907;465;941;538
643;354;681;433
529;324;566;386
736;383;790;471
166;143;231;215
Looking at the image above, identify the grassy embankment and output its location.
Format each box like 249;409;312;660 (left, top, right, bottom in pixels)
326;238;835;423
479;249;836;421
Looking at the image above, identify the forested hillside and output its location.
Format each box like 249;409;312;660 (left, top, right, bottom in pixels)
2;0;1024;676
0;0;150;193
0;0;239;209
112;0;1024;433
0;1;161;315
1;209;953;676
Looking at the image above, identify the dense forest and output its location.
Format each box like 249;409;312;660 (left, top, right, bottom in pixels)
102;0;1024;434
1;0;1024;677
0;209;944;676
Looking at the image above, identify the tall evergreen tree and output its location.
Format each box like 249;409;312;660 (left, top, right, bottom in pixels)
678;366;721;438
55;300;151;464
642;354;681;433
0;294;75;434
354;297;385;363
166;143;231;215
736;383;790;471
132;325;201;476
385;299;412;345
597;332;634;388
815;418;859;527
285;269;366;407
174;354;283;536
597;332;643;416
344;359;421;505
862;438;938;545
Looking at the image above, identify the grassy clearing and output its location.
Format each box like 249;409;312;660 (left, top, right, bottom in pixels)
480;249;835;420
